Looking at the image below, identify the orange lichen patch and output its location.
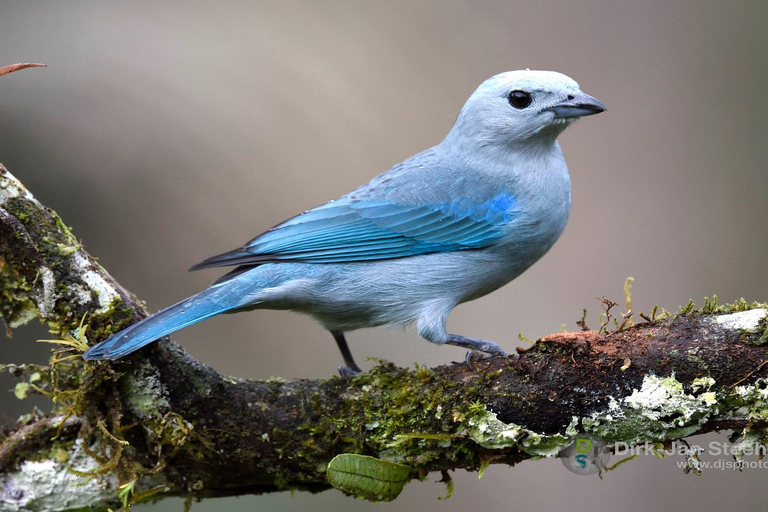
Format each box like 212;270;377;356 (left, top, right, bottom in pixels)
540;327;660;359
541;331;601;346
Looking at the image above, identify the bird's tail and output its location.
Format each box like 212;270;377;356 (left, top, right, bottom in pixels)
82;286;239;361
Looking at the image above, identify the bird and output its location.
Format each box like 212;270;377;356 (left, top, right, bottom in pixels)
83;70;605;375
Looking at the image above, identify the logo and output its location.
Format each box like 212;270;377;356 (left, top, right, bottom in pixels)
559;434;611;475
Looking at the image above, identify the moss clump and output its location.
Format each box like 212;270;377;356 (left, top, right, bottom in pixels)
678;296;768;319
300;362;489;473
0;180;139;343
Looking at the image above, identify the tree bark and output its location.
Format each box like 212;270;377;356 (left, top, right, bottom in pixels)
0;164;766;511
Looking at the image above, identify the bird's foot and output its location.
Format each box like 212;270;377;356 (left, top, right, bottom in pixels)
464;350;491;365
337;365;363;378
445;334;509;367
332;331;363;378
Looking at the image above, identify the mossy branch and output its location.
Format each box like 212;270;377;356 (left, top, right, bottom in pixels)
0;164;767;511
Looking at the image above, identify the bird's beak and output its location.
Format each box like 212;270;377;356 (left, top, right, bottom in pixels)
546;92;606;119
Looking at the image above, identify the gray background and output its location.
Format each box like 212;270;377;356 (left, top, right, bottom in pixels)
1;1;767;511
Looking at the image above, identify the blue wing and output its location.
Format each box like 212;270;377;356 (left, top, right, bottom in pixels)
191;192;516;270
86;190;518;360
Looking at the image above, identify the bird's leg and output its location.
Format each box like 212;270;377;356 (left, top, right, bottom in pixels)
331;330;362;377
444;334;509;366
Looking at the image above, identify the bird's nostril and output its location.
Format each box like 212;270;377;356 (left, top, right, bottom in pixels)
567;94;575;100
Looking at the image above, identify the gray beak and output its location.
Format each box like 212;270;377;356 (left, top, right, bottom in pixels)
546;92;606;119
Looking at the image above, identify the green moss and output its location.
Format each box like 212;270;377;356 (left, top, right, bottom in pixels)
47;438;77;465
296;361;490;473
678;296;768;319
0;187;139;345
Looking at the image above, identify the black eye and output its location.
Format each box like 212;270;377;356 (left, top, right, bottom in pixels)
508;90;532;109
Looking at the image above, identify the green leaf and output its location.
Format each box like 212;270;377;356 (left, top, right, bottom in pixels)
326;454;411;502
14;382;30;400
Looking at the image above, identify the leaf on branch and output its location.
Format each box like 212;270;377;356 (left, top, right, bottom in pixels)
14;382;30;400
326;453;411;502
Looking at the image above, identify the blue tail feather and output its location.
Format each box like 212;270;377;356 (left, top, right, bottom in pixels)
83;288;236;360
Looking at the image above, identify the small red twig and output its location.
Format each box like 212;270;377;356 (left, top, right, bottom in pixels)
0;63;47;77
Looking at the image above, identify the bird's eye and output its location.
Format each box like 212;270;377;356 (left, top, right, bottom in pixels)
508;90;533;109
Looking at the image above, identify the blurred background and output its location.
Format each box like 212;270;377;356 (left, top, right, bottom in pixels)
1;1;767;511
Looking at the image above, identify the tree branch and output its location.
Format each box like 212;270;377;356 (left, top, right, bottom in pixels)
0;164;767;511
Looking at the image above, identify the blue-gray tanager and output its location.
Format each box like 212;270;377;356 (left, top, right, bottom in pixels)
83;70;605;374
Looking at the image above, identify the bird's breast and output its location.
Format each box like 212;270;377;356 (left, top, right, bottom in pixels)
490;155;572;266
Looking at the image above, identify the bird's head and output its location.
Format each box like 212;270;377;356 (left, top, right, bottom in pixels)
444;70;605;155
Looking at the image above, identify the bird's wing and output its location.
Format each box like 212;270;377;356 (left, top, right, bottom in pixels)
190;192;516;270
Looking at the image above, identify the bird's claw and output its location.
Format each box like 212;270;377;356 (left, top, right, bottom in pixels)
464;346;511;367
338;365;362;378
464;350;489;365
446;334;508;367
